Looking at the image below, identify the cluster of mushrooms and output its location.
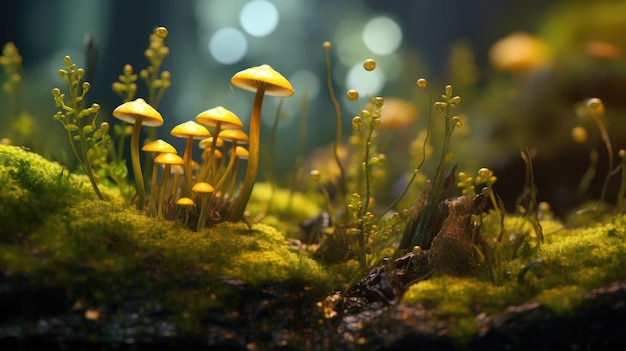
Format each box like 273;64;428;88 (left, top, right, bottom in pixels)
111;64;294;231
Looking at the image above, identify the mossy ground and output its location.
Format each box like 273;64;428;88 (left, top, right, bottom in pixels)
0;144;336;336
1;143;625;347
402;213;626;345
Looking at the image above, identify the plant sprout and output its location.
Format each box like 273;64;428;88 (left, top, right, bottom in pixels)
52;56;106;200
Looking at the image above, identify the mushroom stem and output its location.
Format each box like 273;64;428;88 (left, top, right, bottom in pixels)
214;142;238;192
208;124;222;183
131;118;146;211
197;195;208;232
149;157;159;216
229;85;265;221
157;164;171;218
211;144;239;213
182;137;193;197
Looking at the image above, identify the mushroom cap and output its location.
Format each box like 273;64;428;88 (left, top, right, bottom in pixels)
154;152;184;165
202;148;223;160
176;197;195;206
142;139;177;154
195;106;243;130
113;98;164;126
585;40;622;60
488;32;552;72
199;137;225;149
235;146;249;159
218;129;249;144
231;64;294;97
170;121;211;139
192;181;215;194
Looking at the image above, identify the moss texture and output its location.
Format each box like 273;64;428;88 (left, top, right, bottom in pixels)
402;212;626;343
1;142;625;346
0;144;334;332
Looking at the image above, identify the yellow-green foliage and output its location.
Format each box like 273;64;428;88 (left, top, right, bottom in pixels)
0;144;96;235
0;143;336;328
249;182;322;219
402;214;626;344
247;182;323;236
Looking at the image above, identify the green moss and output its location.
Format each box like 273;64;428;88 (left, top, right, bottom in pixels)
3;135;626;343
536;285;586;316
0;144;338;332
402;215;626;345
0;144;95;236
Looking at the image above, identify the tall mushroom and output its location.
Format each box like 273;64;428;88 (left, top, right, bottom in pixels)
170;121;210;197
113;98;164;211
227;64;294;221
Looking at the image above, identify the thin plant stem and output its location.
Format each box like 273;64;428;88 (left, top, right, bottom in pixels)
267;99;284;213
360;120;376;217
381;96;433;214
590;114;614;209
323;43;346;198
288;92;309;209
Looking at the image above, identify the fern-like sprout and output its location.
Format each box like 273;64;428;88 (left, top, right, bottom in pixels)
52;56;105;200
1;42;22;125
140;27;171;110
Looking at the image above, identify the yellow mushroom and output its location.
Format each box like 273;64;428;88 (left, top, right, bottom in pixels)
142;139;177;216
228;64;294;221
113;98;164;211
192;181;215;231
170;121;211;197
154;152;184;218
196;106;243;183
176;197;195;227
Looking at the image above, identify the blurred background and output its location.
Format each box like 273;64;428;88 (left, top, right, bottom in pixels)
2;0;626;217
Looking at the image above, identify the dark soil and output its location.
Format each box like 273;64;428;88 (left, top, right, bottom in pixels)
1;262;626;351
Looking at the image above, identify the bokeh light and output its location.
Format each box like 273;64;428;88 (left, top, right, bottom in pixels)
209;27;248;64
195;0;247;29
239;0;279;37
362;16;403;55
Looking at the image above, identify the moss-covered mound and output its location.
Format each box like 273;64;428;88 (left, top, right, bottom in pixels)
402;215;626;345
1;143;625;350
0;144;334;344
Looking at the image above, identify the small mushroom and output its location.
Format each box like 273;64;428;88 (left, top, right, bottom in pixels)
228;64;294;221
196;107;243;183
176;197;195;227
154;152;184;218
170;121;211;197
142;139;177;216
199;136;225;150
192;181;215;231
113;98;164;211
